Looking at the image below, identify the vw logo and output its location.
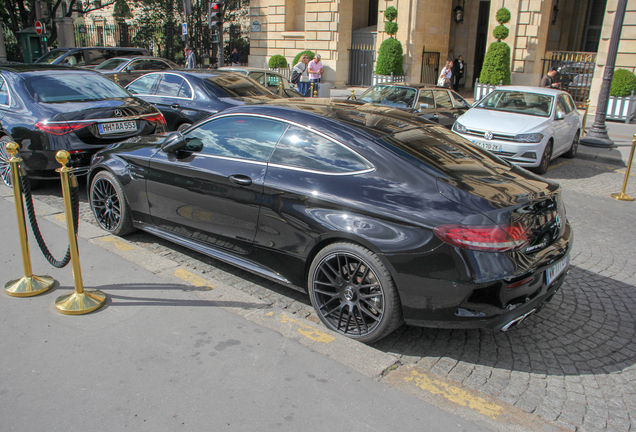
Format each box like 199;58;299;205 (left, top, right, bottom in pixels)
114;109;123;117
484;131;494;141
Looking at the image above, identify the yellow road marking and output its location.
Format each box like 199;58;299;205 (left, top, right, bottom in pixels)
405;370;504;419
54;214;66;222
173;268;214;290
99;235;136;251
547;160;572;171
615;169;635;177
277;313;335;343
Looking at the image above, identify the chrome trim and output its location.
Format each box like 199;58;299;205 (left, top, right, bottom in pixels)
267;163;375;176
501;308;536;332
38;113;159;124
186;152;269;166
128;72;195;100
0;75;12;108
139;224;292;285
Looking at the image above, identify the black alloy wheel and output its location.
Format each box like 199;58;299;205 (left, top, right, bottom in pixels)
308;242;403;343
0;136;13;187
535;140;553;175
564;130;580;159
90;171;135;236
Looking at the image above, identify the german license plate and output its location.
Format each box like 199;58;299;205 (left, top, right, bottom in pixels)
546;255;569;285
472;140;502;152
98;120;137;135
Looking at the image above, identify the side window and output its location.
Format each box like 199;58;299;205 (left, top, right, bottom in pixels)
0;76;9;106
126;74;160;95
556;96;569;114
270;125;370;173
248;72;266;86
266;74;281;89
433;90;453;108
63;52;85;67
184;116;286;162
87;50;108;66
559;95;573;113
566;95;577;112
147;60;170;70
418;90;435;108
127;60;145;71
451;92;471;108
156;74;188;97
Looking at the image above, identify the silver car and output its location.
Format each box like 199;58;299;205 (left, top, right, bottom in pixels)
453;86;581;174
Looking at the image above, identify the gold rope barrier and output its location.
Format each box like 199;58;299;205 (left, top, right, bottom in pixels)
4;142;55;297
611;133;636;201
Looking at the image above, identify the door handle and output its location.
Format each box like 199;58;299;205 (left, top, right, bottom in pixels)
171;104;180;109
229;175;252;186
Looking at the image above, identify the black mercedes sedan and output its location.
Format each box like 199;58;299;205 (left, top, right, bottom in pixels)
95;56;179;87
358;83;471;128
125;70;283;132
0;64;166;187
87;100;572;343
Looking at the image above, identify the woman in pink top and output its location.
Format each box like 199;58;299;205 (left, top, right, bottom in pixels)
308;53;323;83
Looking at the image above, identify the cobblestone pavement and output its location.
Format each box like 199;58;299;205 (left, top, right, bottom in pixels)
30;156;636;431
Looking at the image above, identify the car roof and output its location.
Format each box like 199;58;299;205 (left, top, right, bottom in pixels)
487;85;566;96
0;64;90;74
368;83;450;90
55;47;149;51
218;67;278;74
102;56;174;62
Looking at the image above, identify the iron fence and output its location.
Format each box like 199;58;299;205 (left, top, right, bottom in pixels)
74;22;139;48
542;51;597;108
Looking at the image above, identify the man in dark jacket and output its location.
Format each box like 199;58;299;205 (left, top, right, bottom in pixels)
541;68;559;88
452;55;465;91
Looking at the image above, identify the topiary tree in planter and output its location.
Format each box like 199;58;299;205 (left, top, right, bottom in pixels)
268;54;288;68
610;69;636;97
292;50;315;66
375;6;403;76
479;7;512;85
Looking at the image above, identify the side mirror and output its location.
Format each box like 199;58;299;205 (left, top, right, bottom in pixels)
161;132;187;153
556;111;566;120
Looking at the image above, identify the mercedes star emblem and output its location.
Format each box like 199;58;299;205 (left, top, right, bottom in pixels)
114;109;123;117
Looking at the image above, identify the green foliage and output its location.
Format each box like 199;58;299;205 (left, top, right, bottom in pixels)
385;22;398;36
496;7;511;24
479;41;511;85
292;50;315;66
268;54;288;68
610;69;636;97
493;25;509;41
375;37;403;76
384;6;398;22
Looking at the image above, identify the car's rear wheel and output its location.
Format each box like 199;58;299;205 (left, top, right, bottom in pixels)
89;171;135;236
308;242;403;343
534;140;553;175
0;136;14;187
563;130;580;158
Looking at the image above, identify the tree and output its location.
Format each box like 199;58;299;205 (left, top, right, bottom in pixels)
375;6;403;76
479;7;512;85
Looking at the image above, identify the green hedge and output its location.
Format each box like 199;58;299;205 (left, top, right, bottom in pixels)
292;50;315;67
375;37;403;76
493;25;509;41
610;69;636;97
479;42;511;85
268;54;288;68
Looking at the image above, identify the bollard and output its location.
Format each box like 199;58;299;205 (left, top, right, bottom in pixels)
611;133;636;201
313;89;318;98
114;73;119;85
4;142;55;297
54;150;106;314
278;81;284;97
350;89;357;101
309;82;314;98
581;99;590;135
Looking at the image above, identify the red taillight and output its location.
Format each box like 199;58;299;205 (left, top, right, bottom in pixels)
434;223;529;252
142;113;166;124
35;121;95;136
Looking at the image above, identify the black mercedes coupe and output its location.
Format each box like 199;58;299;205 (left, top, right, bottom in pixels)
87;100;573;343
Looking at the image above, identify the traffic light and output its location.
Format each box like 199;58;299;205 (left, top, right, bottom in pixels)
208;1;224;41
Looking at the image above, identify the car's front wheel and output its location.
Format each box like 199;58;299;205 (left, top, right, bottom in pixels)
563;130;580;158
308;242;403;343
534;140;553;175
89;171;135;236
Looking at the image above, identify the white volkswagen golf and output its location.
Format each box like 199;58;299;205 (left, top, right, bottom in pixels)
453;86;581;174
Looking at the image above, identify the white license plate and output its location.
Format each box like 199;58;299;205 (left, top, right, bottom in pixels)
98;120;137;135
546;255;569;285
472;140;503;152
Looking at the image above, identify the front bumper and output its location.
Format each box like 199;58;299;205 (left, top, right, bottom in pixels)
455;131;549;168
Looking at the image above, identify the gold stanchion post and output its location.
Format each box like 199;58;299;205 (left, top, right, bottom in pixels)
581;99;590;135
4;142;55;297
54;150;106;314
350;89;357;100
313;89;318;98
309;83;314;98
611;133;636;201
278;81;284;97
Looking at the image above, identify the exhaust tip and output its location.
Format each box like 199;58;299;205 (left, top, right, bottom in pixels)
500;308;537;332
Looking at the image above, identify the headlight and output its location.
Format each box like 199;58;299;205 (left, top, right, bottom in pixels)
454;122;467;134
514;133;544;143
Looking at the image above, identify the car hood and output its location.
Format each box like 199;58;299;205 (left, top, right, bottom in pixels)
457;108;551;134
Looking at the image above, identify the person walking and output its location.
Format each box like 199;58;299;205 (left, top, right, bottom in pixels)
439;61;453;88
230;48;241;66
184;45;196;69
541;68;560;88
452;55;465;91
292;54;311;97
308;53;324;86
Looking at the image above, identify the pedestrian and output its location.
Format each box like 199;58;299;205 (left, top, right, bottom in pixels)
184;45;196;69
438;61;452;88
452;55;465;91
230;48;241;66
541;67;560;88
308;53;323;86
292;54;311;97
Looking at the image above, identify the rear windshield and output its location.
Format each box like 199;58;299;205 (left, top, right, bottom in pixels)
95;58;129;71
203;75;272;97
34;49;70;64
23;73;130;102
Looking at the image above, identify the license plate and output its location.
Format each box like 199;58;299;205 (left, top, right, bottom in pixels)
98;120;137;135
472;140;502;152
546;255;569;285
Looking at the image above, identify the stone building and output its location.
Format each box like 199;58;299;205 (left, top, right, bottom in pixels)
248;0;636;117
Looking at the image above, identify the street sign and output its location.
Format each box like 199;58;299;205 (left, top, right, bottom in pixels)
182;23;187;35
35;21;43;35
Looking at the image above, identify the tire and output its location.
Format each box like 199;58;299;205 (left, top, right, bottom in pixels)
89;170;135;236
0;136;14;187
177;122;192;132
534;140;553;175
563;130;580;159
308;242;403;343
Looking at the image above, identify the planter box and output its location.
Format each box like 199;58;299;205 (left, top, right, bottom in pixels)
606;93;636;124
372;73;406;85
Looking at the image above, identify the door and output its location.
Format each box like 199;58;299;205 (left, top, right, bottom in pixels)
146;115;287;254
152;73;195;130
553;95;572;153
431;89;459;128
473;1;491;83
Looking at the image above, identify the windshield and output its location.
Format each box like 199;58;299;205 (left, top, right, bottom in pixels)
359;85;417;109
34;49;70;64
23;72;130;102
203;75;273;97
477;90;553;117
95;58;129;71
